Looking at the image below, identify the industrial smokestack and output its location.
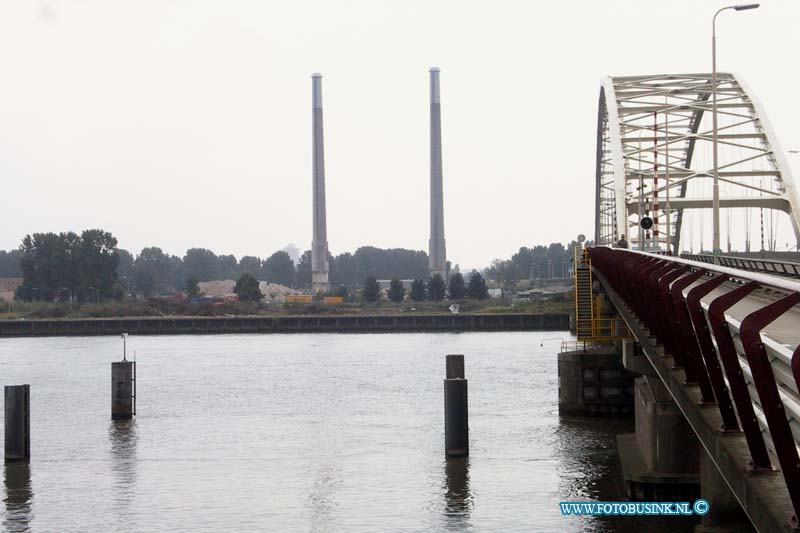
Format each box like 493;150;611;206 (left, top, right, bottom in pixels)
429;67;447;279
311;73;330;293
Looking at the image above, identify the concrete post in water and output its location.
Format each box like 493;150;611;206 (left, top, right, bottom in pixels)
5;385;30;462
446;353;465;380
429;67;447;280
444;354;468;457
112;333;135;420
112;361;134;420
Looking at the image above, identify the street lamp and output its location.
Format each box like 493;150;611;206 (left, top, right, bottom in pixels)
712;3;759;264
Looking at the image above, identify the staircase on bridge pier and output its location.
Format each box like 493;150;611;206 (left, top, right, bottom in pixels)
574;249;595;339
558;247;634;417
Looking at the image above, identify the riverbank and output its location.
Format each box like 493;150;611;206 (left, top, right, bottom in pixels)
0;312;569;337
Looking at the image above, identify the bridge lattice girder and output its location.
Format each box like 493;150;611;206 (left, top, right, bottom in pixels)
595;73;800;251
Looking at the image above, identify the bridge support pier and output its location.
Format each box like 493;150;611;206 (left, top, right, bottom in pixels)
617;376;700;501
696;449;755;532
558;345;634;416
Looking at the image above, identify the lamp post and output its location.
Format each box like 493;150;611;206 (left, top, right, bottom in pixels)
712;3;759;264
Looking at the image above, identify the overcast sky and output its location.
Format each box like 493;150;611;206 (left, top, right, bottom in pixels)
1;0;799;268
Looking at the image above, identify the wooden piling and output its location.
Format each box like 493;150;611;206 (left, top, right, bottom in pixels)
5;385;30;462
444;355;468;457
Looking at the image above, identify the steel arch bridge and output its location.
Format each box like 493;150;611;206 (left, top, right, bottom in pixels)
595;73;800;253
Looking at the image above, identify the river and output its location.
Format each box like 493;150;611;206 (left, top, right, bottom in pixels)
0;331;696;532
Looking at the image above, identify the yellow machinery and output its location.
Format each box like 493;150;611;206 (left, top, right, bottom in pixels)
285;294;313;304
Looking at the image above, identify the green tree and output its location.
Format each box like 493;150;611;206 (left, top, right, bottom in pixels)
427;273;446;301
116;249;134;281
234;272;263;302
485;258;515;288
16;231;100;301
169;254;186;290
218;254;238;280
77;229;120;300
328;246;429;287
238;256;263;279
264;250;295;287
447;272;467;300
467;271;489;299
388;277;405;303
132;247;173;297
295;250;312;289
410;278;426;301
0;249;22;277
183;248;220;281
363;276;380;302
185;275;201;298
111;282;126;302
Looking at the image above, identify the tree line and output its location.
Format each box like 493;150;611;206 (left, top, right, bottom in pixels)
14;230;121;301
362;271;488;303
484;241;581;287
4;229;443;301
3;228;578;303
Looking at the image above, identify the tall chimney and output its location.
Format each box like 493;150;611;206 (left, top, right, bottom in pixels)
311;73;330;293
429;67;447;279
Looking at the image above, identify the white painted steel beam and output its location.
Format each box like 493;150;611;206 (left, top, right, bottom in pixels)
595;73;800;251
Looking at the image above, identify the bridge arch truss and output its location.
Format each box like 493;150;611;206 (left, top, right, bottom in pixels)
595;73;800;252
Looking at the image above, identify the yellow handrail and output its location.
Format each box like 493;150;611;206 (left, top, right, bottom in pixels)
574;246;632;342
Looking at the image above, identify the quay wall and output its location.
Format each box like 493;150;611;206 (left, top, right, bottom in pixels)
0;313;570;337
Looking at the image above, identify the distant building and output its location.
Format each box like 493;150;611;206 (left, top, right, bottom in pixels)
282;243;301;265
488;288;502;299
513;286;572;303
0;278;22;302
377;279;414;291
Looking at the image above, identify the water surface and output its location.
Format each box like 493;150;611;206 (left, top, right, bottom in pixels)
0;332;695;531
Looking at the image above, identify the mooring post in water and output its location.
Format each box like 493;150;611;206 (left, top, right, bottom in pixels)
444;354;468;457
5;385;30;462
112;333;135;420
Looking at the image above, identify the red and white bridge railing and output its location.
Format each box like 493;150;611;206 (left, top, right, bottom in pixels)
588;246;800;518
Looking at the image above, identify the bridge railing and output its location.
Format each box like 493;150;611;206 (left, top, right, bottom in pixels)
587;246;800;519
681;253;800;280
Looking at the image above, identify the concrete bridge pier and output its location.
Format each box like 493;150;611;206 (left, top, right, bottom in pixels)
558;344;634;416
696;449;755;532
617;342;701;502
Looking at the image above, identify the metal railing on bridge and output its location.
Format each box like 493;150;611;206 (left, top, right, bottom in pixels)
682;253;800;280
588;246;800;520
